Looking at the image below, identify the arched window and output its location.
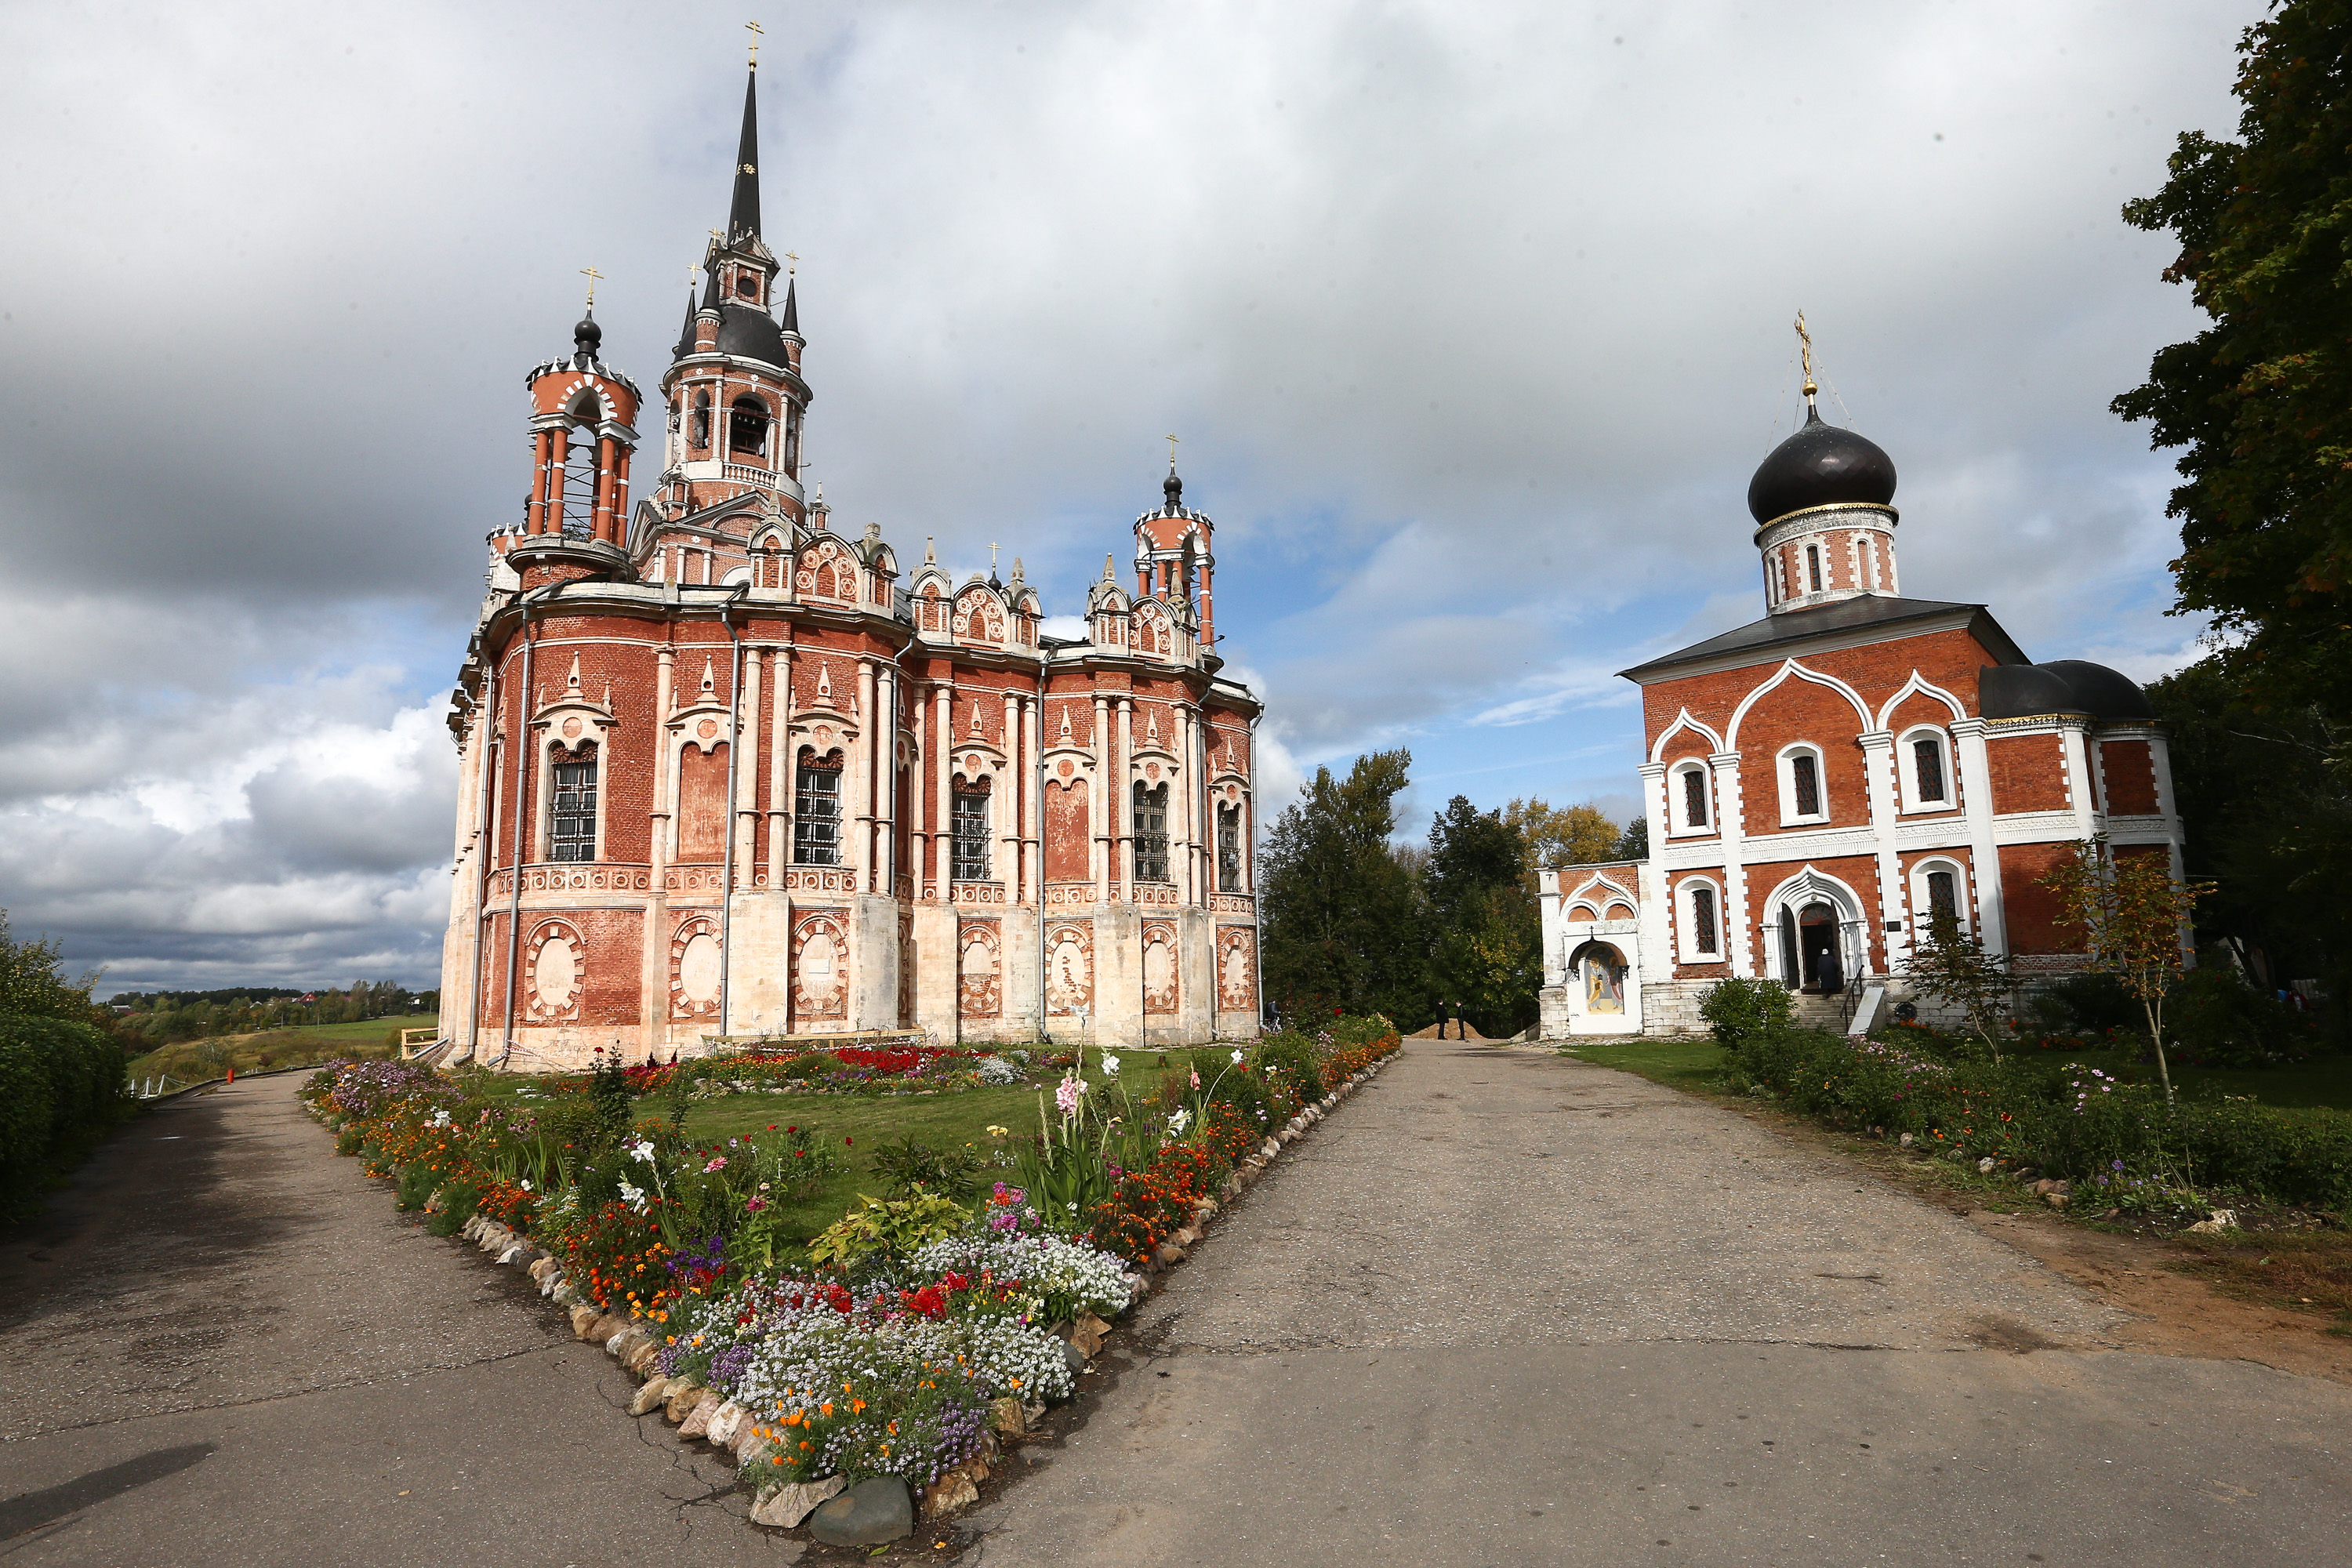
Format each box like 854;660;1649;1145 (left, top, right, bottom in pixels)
1909;858;1969;937
729;396;771;463
1899;726;1955;811
690;389;711;451
1806;543;1824;593
733;271;756;299
1777;743;1828;825
1132;782;1170;884
1679;877;1721;960
794;753;842;865
782;408;800;474
1671;760;1711;834
1218;802;1243;891
550;745;597;862
952;782;991;880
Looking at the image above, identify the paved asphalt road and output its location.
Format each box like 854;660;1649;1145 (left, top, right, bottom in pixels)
5;1045;2347;1568
961;1040;2352;1567
0;1074;793;1567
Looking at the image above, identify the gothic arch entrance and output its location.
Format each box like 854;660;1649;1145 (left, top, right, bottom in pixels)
1762;869;1869;994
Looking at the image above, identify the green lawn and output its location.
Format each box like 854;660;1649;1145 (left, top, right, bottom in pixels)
665;1045;1243;1243
1559;1032;2352;1113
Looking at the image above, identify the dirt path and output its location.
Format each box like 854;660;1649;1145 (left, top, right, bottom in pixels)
0;1076;791;1566
960;1040;2352;1566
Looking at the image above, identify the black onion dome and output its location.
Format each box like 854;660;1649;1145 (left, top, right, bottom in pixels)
1747;407;1898;525
573;314;603;358
715;301;788;365
1163;469;1183;509
1978;660;2154;722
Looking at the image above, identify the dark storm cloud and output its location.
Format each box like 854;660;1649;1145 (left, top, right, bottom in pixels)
0;0;2254;985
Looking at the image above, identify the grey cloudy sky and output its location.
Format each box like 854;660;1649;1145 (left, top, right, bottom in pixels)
0;1;2251;992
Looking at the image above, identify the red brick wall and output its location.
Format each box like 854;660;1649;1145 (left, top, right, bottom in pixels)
677;743;728;861
1044;779;1088;881
1735;677;1871;832
1998;840;2080;955
1986;733;2067;814
2100;739;2159;815
579;908;644;1025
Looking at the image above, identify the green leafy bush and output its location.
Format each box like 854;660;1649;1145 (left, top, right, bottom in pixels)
2163;967;2314;1067
808;1192;970;1269
0;1015;132;1218
866;1133;985;1201
1698;977;1794;1052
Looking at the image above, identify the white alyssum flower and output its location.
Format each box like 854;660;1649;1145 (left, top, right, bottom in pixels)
626;1138;657;1164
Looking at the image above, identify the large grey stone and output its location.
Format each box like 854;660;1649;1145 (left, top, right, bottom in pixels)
805;1475;913;1546
751;1475;846;1528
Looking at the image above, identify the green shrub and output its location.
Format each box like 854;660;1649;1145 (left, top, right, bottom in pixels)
0;1014;132;1218
779;1051;835;1081
866;1133;985;1200
394;1162;437;1210
2030;972;2140;1033
1699;977;1794;1052
2164;967;2313;1067
807;1192;969;1270
1253;1033;1326;1106
335;1125;364;1156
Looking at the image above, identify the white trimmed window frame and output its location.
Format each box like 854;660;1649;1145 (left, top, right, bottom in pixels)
1897;724;1958;815
1774;742;1830;827
1676;874;1726;963
1668;759;1714;837
1907;856;1972;937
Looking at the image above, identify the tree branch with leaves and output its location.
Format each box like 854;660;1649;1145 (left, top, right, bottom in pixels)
1901;907;2013;1062
2037;837;2212;1103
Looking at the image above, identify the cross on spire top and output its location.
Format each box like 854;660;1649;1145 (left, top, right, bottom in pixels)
745;18;762;67
579;266;603;307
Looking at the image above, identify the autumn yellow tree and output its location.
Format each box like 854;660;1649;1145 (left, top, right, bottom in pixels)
1501;798;1622;880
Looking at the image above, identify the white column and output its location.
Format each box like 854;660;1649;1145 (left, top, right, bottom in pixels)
1001;688;1021;887
652;648;675;872
1710;751;1752;976
1857;728;1901;976
1091;693;1111;902
1116;698;1134;903
877;662;898;895
1023;692;1042;906
1951;717;2007;956
736;648;763;878
854;659;877;891
769;644;793;875
935;683;954;894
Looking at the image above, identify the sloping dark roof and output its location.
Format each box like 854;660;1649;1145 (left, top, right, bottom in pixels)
1980;659;2154;721
715;301;788;365
1617;595;2027;681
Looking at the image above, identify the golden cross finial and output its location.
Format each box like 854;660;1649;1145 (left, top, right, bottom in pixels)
784;249;799;275
746;19;762;67
579;266;603;307
1164;432;1179;469
1795;310;1817;402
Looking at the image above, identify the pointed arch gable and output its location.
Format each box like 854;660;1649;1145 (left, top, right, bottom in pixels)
1648;707;1726;764
1726;659;1874;748
1875;670;1967;731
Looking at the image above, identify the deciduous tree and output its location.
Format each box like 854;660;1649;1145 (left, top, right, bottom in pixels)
2038;838;2214;1103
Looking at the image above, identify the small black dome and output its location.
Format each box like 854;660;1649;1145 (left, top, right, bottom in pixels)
715;301;788;366
2037;660;2156;721
1163;469;1183;509
573;315;603;357
1747;407;1898;525
1978;660;2154;722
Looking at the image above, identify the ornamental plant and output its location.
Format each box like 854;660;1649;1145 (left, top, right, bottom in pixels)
2038;837;2214;1103
1902;907;2015;1062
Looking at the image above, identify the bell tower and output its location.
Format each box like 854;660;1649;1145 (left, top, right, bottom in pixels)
1134;448;1217;644
655;61;813;528
499;281;644;589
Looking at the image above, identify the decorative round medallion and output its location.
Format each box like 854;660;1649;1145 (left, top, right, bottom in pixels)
1145;762;1161;781
1226;784;1240;801
966;753;982;772
561;717;582;739
1058;759;1074;779
696;718;719;740
815;724;834;747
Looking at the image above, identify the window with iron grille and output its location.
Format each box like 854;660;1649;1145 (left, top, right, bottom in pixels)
952;788;990;880
1218;803;1243;892
1682;766;1708;828
550;751;597;862
1133;782;1170;884
1690;884;1719;955
1791;752;1822;817
1914;736;1947;803
1927;868;1957;919
794;764;841;865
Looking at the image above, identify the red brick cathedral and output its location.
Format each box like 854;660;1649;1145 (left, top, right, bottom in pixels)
1538;364;2187;1037
439;67;1263;1068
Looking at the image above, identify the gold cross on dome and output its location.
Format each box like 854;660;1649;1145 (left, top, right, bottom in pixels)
1795;310;1817;398
1164;432;1179;468
579;266;603;307
746;19;763;66
784;249;798;274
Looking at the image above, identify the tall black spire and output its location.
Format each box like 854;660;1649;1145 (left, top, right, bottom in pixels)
673;289;699;358
779;276;798;334
728;67;761;241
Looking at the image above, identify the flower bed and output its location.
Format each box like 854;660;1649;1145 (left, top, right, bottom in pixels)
301;1018;1403;1537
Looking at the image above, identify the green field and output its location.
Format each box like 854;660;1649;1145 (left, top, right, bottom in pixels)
127;1016;438;1087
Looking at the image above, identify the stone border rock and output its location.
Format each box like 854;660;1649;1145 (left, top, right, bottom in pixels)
436;1044;1402;1541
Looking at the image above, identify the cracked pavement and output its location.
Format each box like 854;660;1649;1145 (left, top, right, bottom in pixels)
0;1074;793;1566
957;1040;2352;1566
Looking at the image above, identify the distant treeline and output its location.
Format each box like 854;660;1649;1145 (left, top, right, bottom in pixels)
108;982;440;1045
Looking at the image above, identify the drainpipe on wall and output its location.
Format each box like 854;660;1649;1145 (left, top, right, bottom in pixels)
717;587;747;1047
1035;650;1050;1045
463;652;498;1060
498;598;541;1067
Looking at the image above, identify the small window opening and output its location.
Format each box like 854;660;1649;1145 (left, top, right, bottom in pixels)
690;389;711;450
951;787;991;880
1690;884;1719;956
734;272;756;299
729;397;771;463
1791;752;1821;817
550;749;597;862
1132;782;1170;884
1806;544;1824;593
1218;803;1243;891
793;763;841;865
1914;737;1947;804
1682;767;1708;829
1927;869;1957;919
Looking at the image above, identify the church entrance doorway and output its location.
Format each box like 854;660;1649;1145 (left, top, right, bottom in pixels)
1797;902;1842;993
